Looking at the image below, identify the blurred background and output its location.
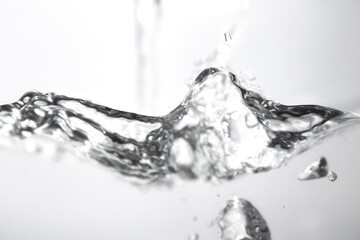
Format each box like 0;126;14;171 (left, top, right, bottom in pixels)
1;0;359;114
0;0;359;239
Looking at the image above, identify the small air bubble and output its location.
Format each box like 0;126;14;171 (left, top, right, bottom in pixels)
328;171;338;182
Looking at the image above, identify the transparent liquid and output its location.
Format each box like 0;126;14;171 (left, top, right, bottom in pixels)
0;68;359;239
0;68;357;182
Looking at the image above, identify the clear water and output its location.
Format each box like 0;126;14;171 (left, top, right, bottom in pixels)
0;68;358;183
0;67;359;239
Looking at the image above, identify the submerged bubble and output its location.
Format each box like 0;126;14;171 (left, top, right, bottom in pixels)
297;157;329;181
328;171;338;182
0;68;358;183
217;196;271;240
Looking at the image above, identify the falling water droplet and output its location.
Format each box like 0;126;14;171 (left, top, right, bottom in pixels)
328;171;338;182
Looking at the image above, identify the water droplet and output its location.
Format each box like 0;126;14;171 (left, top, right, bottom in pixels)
328;171;338;182
297;157;329;181
191;216;198;222
216;193;221;197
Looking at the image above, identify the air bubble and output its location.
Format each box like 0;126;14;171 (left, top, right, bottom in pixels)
328;171;338;182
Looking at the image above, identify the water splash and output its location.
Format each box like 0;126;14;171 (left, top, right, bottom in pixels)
217;196;271;240
0;68;358;182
